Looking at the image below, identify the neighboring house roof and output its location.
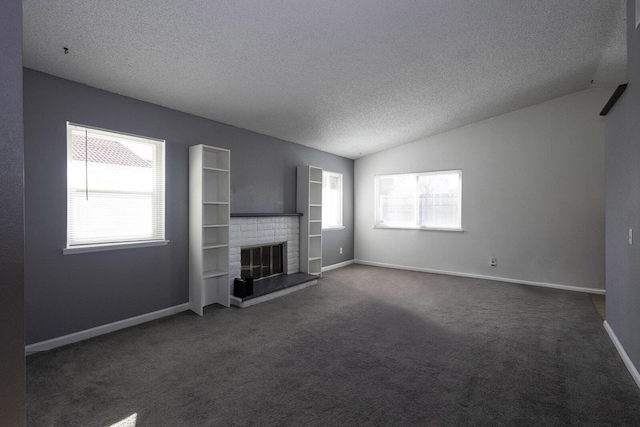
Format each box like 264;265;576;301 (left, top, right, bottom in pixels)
72;134;150;168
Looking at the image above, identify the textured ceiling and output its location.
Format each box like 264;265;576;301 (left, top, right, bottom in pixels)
23;0;627;159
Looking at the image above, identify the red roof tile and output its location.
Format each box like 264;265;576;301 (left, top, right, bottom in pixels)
72;134;151;168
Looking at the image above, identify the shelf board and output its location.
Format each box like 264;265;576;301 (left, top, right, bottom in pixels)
310;203;321;207
203;166;229;173
203;269;228;279
231;212;303;217
203;146;229;152
309;256;322;261
310;180;322;184
309;234;321;238
203;201;229;205
203;244;228;250
203;224;228;228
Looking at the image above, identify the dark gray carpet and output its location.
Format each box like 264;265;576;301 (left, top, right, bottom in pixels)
27;265;640;426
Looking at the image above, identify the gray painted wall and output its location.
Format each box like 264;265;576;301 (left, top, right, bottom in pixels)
605;1;640;372
24;69;353;344
355;89;608;291
0;0;26;425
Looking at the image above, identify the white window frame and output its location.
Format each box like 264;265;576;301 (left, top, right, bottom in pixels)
374;170;463;231
64;122;169;254
322;170;344;230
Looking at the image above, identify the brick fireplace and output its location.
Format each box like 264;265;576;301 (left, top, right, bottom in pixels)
229;216;300;290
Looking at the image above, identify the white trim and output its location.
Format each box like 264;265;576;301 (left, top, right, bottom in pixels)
373;226;464;232
63;240;170;255
604;320;640;390
353;260;606;295
25;303;190;354
322;259;355;272
67;121;165;143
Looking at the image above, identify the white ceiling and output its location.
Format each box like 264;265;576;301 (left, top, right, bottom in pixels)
23;0;627;159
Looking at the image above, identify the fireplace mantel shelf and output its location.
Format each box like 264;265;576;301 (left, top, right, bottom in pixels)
230;213;303;217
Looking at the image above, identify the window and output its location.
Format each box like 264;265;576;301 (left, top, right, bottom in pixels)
65;123;166;252
322;170;343;229
375;170;462;230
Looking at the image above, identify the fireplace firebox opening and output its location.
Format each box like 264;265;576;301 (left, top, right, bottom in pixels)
241;243;285;280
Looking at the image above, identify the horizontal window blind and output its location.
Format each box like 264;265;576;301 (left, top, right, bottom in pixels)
67;123;165;247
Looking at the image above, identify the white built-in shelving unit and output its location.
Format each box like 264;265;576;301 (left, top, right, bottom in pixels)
297;165;322;276
189;144;230;315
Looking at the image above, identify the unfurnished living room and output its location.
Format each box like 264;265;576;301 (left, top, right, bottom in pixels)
2;0;640;426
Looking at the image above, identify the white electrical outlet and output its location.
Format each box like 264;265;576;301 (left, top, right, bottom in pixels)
339;247;343;254
490;257;497;266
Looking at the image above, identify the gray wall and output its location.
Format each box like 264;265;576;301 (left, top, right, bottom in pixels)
24;69;354;344
605;1;640;372
0;0;26;425
355;89;608;291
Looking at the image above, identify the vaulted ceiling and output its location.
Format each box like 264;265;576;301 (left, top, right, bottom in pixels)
23;0;627;159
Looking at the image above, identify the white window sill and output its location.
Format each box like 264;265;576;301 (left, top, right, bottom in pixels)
322;226;345;231
63;240;170;255
374;225;464;232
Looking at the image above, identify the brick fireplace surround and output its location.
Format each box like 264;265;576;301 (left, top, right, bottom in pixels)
229;216;300;290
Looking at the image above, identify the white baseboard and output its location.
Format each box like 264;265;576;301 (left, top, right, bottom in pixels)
322;259;355;272
353;260;606;295
25;303;191;355
604;320;640;390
